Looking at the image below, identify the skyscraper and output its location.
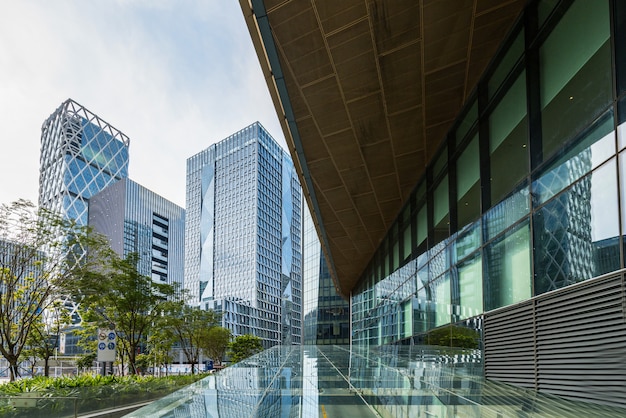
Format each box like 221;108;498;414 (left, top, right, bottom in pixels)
39;99;130;226
302;205;349;345
39;99;130;328
185;122;302;348
89;178;185;291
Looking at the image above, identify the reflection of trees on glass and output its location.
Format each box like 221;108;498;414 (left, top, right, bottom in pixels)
425;325;479;349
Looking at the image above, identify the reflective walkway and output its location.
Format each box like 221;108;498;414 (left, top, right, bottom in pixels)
126;345;626;417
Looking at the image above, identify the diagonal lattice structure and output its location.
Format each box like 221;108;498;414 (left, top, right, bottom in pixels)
39;99;130;226
39;99;130;325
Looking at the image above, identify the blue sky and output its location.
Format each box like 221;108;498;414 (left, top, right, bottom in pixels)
0;0;285;208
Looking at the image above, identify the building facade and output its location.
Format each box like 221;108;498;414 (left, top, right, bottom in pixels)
39;99;130;227
39;99;130;330
243;0;626;407
302;205;349;345
89;178;185;290
185;122;302;347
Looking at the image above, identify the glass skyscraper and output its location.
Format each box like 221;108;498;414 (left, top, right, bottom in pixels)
185;122;302;348
89;178;185;291
39;99;130;226
302;205;349;345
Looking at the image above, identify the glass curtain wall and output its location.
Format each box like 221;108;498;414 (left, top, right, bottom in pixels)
352;0;626;348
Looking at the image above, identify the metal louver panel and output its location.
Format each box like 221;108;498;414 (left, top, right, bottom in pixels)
535;275;626;408
484;300;535;387
484;272;626;408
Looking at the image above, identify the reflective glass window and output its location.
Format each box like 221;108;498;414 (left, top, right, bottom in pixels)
487;29;524;99
484;218;531;311
416;205;427;247
455;100;477;145
433;146;448;179
532;111;615;205
453;220;481;263
489;71;528;205
484;186;530;242
456;135;480;228
615;0;626;95
429;273;450;327
454;251;482;321
433;176;449;242
534;159;619;295
539;0;612;159
619;99;626;150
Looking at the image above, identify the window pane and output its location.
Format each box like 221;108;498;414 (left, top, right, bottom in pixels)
489;72;528;204
453;220;481;263
532;111;615;205
457;135;480;227
534;159;619;295
484;219;531;311
488;29;524;99
456;100;477;145
417;205;427;246
484;186;530;241
434;176;449;242
539;0;611;158
454;251;483;321
429;273;450;327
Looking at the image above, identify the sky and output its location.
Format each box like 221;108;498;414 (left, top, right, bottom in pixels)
0;0;286;208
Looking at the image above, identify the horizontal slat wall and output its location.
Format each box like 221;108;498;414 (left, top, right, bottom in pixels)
535;275;626;408
484;273;626;408
484;301;535;387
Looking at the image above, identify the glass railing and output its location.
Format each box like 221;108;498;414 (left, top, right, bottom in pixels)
126;345;626;418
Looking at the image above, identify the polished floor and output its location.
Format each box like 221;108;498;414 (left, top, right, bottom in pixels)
126;345;626;418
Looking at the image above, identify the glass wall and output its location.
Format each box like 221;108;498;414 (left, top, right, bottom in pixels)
352;0;626;349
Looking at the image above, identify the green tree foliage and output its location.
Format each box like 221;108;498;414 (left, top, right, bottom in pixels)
426;325;480;349
0;199;110;381
23;302;70;377
147;326;176;376
70;252;175;375
201;326;232;367
159;301;220;374
227;334;263;364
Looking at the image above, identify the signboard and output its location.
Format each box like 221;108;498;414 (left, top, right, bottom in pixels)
97;329;117;362
59;332;66;355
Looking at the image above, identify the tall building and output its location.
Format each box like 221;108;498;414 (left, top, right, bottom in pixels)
89;178;185;291
302;205;349;345
39;99;130;226
39;99;130;329
185;122;302;348
242;0;626;409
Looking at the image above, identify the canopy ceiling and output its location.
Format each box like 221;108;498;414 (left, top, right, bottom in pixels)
240;0;526;297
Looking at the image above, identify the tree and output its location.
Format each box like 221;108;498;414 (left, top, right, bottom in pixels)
159;301;220;374
201;326;232;367
71;252;175;375
24;302;70;377
147;327;175;376
0;199;109;381
227;335;263;364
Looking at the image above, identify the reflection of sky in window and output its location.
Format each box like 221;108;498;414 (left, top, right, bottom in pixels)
589;159;618;241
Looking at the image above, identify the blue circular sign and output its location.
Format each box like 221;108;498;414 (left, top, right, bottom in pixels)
98;342;106;350
108;332;116;340
108;342;116;350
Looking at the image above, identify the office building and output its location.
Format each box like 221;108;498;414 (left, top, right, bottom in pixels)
302;205;349;345
89;178;185;290
242;0;626;408
39;99;130;227
185;122;302;348
39;98;130;330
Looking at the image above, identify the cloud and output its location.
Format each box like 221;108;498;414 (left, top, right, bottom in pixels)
0;0;284;208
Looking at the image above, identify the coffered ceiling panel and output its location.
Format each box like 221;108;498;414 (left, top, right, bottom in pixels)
241;0;525;297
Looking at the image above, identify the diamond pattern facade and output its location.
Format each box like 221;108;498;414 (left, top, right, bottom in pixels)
39;99;129;226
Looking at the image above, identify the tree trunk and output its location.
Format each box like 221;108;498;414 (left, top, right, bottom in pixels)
44;356;50;377
8;360;19;382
